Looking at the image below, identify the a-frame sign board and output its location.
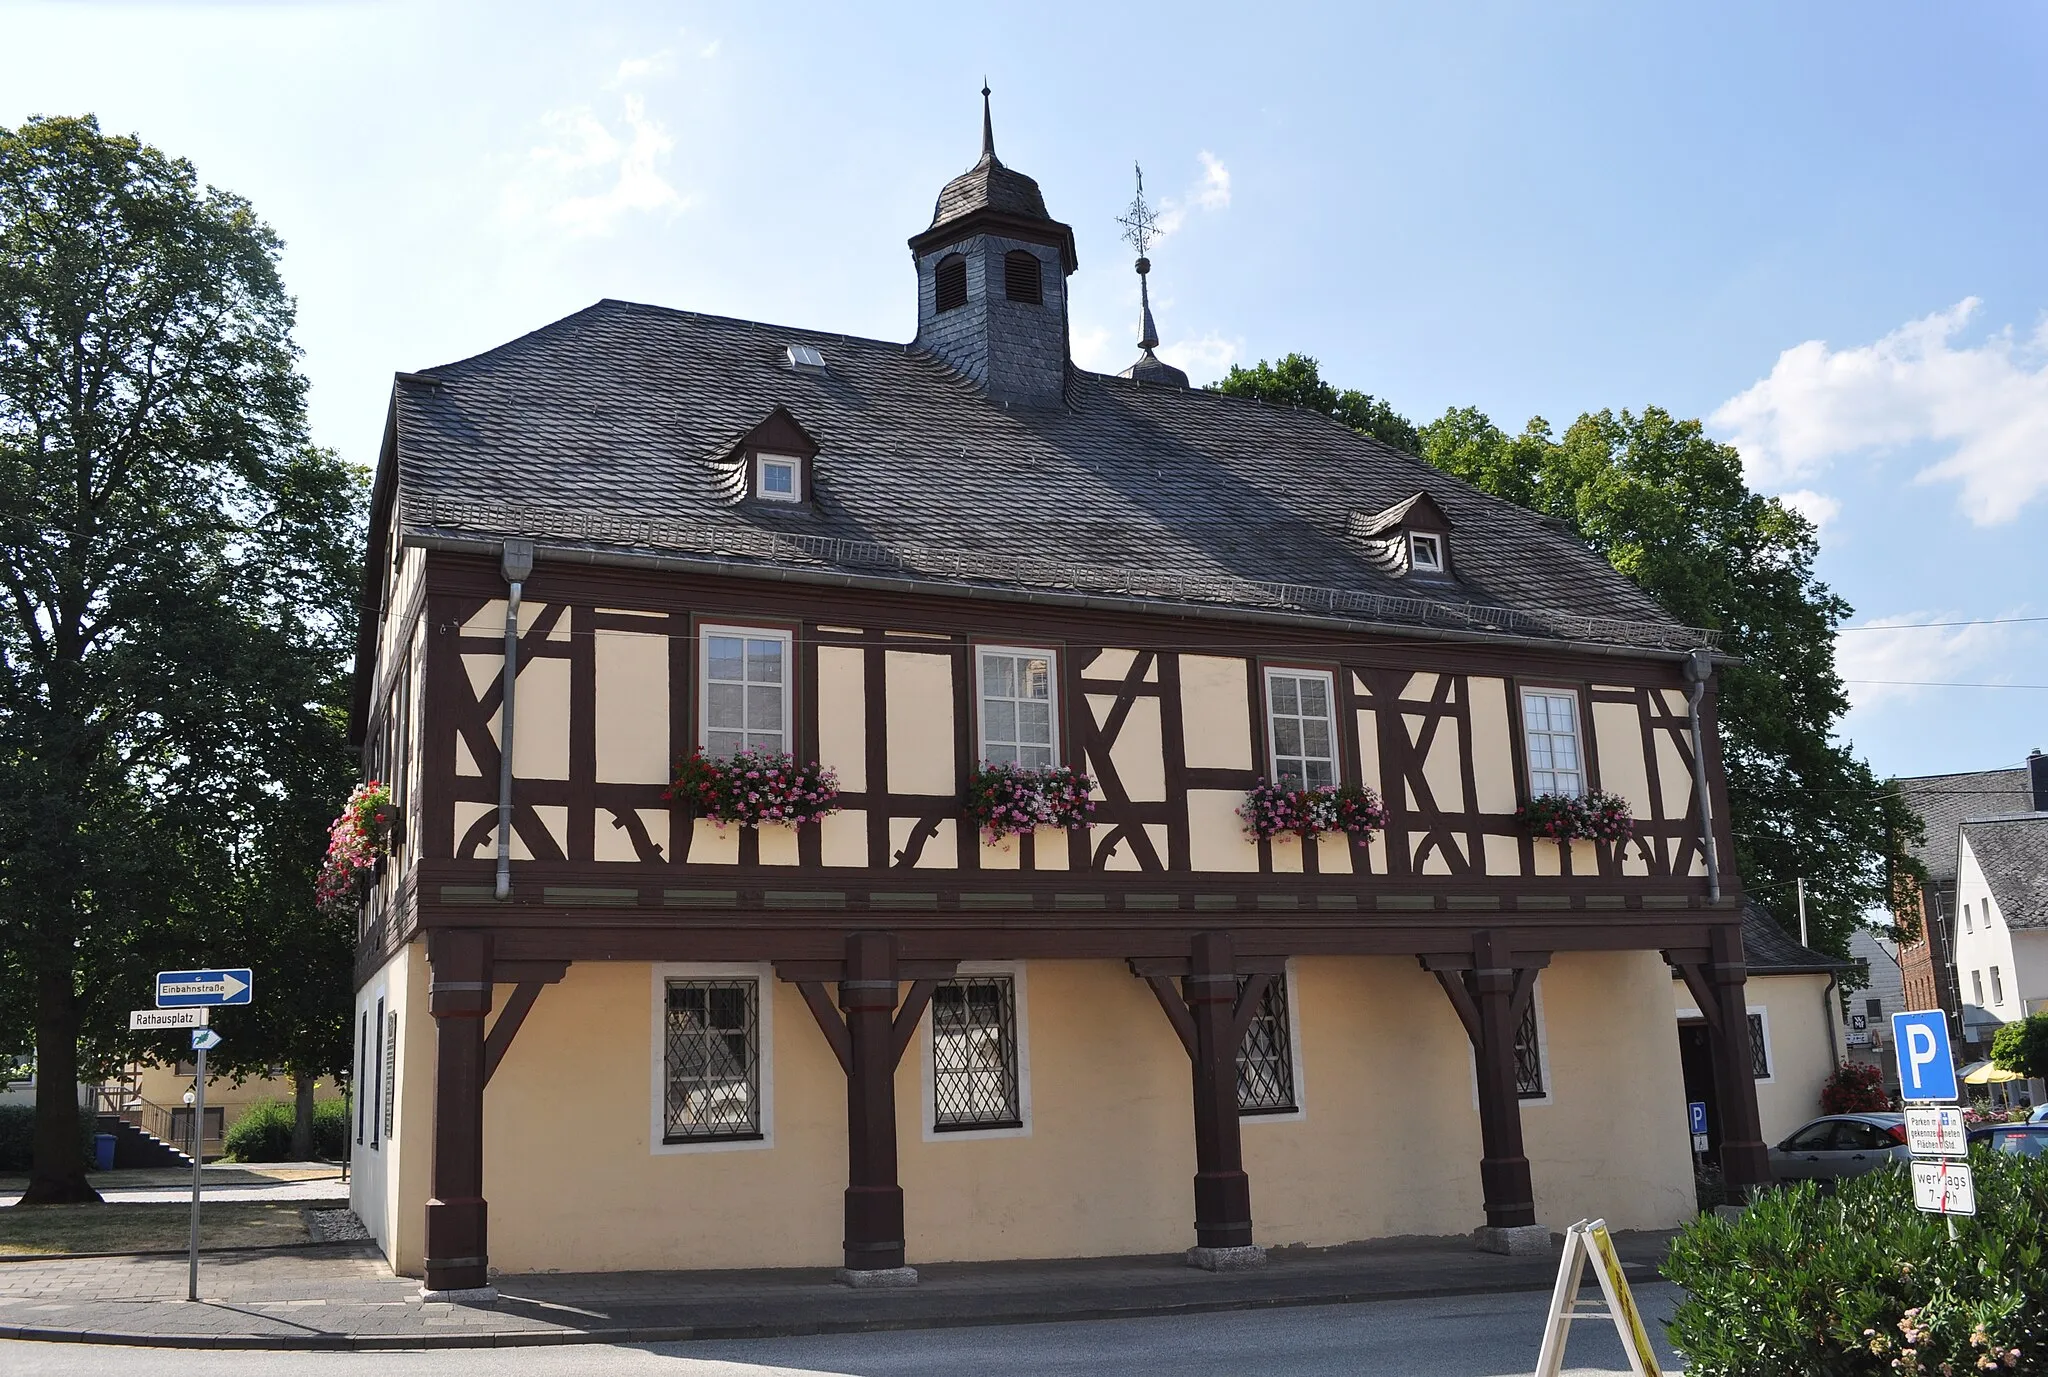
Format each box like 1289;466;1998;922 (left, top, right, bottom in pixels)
1533;1218;1663;1377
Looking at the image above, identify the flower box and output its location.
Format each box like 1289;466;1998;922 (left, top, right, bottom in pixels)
1237;780;1388;842
667;748;841;829
964;761;1097;844
1517;790;1634;843
317;781;397;918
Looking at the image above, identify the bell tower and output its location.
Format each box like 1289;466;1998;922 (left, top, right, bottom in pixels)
908;87;1078;409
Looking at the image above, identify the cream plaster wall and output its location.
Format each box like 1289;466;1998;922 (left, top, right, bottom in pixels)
593;626;668;785
1592;700;1653;820
885;650;954;796
439;952;1696;1274
352;941;433;1276
1468;677;1515;815
1179;655;1251;771
816;647;866;791
1672;971;1835;1147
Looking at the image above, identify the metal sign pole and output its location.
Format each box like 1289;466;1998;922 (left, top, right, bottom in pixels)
187;1043;205;1302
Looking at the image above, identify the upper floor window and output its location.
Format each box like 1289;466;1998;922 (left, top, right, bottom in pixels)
1003;249;1043;305
931;974;1022;1131
1409;531;1446;573
936;254;968;312
1521;689;1584;798
1991;967;2005;1005
754;452;802;502
978;647;1056;768
1236;974;1297;1114
1265;668;1337;789
701;626;790;758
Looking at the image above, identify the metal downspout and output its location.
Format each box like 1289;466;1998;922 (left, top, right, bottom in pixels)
495;540;535;901
1683;649;1723;904
1822;973;1840;1073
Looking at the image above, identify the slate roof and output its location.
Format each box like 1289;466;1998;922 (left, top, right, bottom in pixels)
1962;814;2048;930
1896;767;2034;888
1737;899;1851;974
929;151;1054;231
388;299;1710;654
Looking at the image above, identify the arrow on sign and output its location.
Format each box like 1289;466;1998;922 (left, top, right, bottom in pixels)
191;1028;222;1052
156;969;254;1008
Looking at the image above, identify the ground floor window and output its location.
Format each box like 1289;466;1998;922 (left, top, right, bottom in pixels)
1236;973;1298;1115
931;974;1022;1131
1514;998;1545;1099
663;978;762;1143
1747;1011;1771;1080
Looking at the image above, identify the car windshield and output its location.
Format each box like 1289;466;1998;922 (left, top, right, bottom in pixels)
1986;1130;2046;1158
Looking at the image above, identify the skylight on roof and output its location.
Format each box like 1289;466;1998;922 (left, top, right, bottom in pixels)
786;343;826;371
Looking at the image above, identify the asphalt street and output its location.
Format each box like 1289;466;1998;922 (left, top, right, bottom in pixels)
0;1281;1686;1376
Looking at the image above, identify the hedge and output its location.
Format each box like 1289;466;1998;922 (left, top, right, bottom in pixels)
1664;1150;2045;1375
221;1097;349;1163
0;1103;98;1172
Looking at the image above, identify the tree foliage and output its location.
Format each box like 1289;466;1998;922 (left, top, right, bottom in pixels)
0;115;362;1201
1211;353;1421;454
1992;1014;2048;1082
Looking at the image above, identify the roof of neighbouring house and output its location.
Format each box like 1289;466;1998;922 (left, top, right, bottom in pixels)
1732;899;1852;975
384;299;1710;655
1896;767;2036;889
1961;813;2048;930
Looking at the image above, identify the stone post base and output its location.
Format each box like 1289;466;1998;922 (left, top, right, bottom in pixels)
835;1266;920;1288
418;1285;498;1306
1474;1224;1552;1257
1186;1244;1267;1271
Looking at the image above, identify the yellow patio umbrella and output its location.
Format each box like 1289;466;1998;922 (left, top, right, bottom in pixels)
1960;1059;2025;1085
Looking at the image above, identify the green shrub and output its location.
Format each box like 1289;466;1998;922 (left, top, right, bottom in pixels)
0;1103;98;1172
223;1096;351;1162
1665;1151;2046;1375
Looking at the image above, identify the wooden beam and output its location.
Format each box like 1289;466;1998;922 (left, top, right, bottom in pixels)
1431;967;1482;1048
1141;973;1198;1059
481;980;547;1088
794;980;852;1075
1673;962;1723;1032
889;979;939;1065
1129;955;1289;978
1229;973;1274;1047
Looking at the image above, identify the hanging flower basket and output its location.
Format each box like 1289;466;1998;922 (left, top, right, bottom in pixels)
964;761;1097;843
667;747;841;828
1237;780;1388;842
1517;790;1635;842
316;781;397;918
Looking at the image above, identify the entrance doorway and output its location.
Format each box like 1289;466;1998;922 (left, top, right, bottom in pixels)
1677;1019;1721;1155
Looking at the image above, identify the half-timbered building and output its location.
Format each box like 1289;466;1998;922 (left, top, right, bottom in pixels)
346;98;1771;1293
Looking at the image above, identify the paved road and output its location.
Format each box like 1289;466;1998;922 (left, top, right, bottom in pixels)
0;1283;1687;1376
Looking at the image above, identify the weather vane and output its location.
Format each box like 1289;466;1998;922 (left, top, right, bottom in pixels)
1116;163;1158;260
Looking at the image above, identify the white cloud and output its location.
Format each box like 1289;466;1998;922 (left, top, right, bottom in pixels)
698;38;721;59
1152;151;1231;243
1776;488;1841;532
1711;299;2048;526
1070;325;1116;373
1156;332;1240;385
1834;610;2020;710
502;59;687;238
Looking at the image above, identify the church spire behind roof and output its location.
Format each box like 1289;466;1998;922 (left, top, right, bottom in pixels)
1117;163;1189;388
981;79;996;163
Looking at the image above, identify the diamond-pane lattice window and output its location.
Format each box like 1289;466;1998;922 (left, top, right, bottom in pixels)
1236;976;1297;1114
664;979;760;1142
1747;1012;1770;1079
1514;998;1544;1099
932;976;1021;1131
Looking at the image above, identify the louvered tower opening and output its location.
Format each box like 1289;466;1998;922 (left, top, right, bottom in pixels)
1003;249;1042;304
936;254;968;312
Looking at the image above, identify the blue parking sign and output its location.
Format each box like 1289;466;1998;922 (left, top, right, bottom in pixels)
1891;1011;1958;1102
1688;1101;1709;1135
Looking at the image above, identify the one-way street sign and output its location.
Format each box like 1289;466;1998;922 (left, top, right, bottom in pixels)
156;969;253;1008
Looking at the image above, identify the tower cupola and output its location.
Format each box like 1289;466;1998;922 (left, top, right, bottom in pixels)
909;87;1077;408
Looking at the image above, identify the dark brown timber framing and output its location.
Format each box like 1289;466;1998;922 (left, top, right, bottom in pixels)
781;934;951;1273
425;929;491;1292
1665;926;1773;1202
1422;934;1550;1229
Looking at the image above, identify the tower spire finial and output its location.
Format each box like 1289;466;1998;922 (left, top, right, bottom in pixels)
980;80;995;162
1114;162;1189;387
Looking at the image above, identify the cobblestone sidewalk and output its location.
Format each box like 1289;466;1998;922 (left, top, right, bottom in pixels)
0;1232;1677;1351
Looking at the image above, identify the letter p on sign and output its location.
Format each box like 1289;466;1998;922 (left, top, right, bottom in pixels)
1890;1011;1958;1102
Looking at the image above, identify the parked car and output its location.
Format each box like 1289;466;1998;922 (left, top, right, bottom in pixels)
1969;1122;2048;1158
2029;1104;2048;1124
1768;1113;1909;1182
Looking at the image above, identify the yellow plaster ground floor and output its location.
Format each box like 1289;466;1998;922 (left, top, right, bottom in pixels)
355;949;1699;1276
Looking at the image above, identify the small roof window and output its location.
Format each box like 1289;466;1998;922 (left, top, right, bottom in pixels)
786;343;826;371
755;452;802;503
1409;532;1445;573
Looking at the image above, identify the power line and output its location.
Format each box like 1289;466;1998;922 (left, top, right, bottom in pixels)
1843;678;2048;690
1839;614;2047;633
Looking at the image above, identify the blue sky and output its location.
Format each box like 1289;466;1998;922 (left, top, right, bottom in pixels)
6;1;2044;782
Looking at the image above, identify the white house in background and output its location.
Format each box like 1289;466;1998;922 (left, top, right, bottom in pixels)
1952;807;2048;1106
1840;927;1906;1094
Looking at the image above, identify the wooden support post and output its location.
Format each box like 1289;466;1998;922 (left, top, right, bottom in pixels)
1185;932;1259;1262
1706;924;1773;1202
424;929;492;1294
1470;931;1538;1232
841;930;904;1274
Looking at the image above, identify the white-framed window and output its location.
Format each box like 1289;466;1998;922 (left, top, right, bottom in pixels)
382;1009;398;1141
370;996;384;1149
1520;688;1584;797
977;646;1057;768
1972;970;1985;1005
1991;967;2005;1006
923;961;1030;1141
1237;966;1305;1120
1264;668;1338;789
1964;903;1973;934
700;625;791;758
650;963;773;1153
754;452;802;502
1409;531;1445;573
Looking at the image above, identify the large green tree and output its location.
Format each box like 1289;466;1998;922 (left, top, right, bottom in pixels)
1213;353;1422;455
0;115;361;1202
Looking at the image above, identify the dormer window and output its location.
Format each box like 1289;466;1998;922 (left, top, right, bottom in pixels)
1347;491;1456;582
936;254;968;313
1409;532;1445;573
1003;250;1042;304
755;453;802;503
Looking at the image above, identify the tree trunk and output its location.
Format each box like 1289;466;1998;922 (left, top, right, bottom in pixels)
290;1070;316;1161
19;961;100;1205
